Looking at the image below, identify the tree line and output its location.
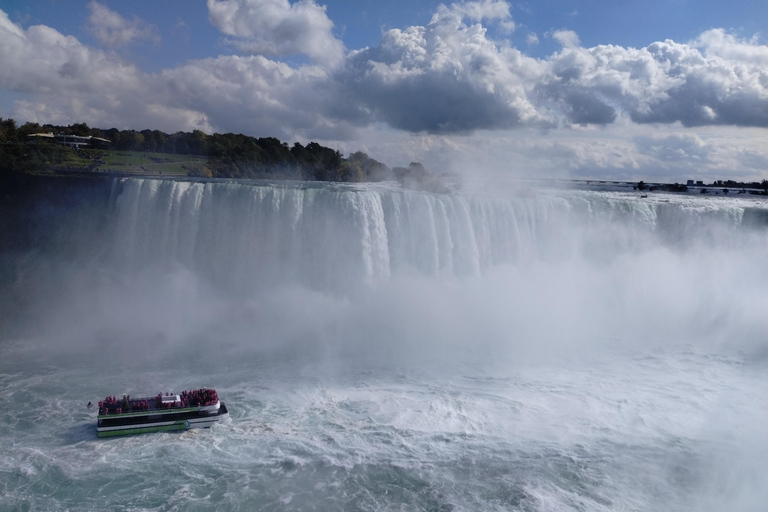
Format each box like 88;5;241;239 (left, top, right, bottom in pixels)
0;118;448;191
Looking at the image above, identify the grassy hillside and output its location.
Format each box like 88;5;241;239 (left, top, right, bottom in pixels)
0;142;215;179
92;150;209;176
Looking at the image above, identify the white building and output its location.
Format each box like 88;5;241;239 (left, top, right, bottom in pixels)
28;133;110;148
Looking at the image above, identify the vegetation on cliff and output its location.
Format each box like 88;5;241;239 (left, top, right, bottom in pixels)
0;118;448;192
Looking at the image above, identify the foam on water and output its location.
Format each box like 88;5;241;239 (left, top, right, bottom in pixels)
1;178;767;511
3;346;765;511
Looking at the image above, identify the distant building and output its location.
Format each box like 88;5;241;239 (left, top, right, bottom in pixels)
686;180;694;186
696;180;703;186
27;133;110;149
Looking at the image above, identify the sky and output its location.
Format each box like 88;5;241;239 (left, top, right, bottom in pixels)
1;0;766;183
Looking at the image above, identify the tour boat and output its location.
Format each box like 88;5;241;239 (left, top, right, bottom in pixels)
96;388;229;438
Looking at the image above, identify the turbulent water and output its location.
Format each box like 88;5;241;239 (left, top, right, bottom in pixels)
2;177;767;511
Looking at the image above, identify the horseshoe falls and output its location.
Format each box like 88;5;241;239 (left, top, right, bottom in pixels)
2;177;767;512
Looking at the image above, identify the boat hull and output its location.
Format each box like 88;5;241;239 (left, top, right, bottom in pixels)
96;402;229;438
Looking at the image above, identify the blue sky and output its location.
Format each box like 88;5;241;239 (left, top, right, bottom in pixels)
1;0;766;181
5;1;766;67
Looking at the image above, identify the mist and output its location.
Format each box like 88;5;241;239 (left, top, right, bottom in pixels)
4;177;766;369
2;176;767;511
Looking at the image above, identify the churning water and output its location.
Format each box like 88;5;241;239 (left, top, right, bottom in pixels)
2;178;767;511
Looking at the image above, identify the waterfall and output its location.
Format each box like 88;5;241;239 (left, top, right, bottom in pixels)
2;176;766;512
108;178;765;295
2;176;766;356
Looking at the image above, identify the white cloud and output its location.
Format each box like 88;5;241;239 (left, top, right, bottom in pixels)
634;132;712;163
536;32;768;128
0;10;209;132
0;8;347;139
1;10;139;96
692;28;768;66
332;12;765;134
447;0;515;31
335;4;545;133
1;3;766;182
87;1;159;48
628;130;768;181
334;122;767;184
206;0;345;68
160;55;356;140
628;36;768;127
3;4;767;137
552;29;580;48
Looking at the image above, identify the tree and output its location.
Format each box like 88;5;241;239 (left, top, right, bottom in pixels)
0;116;413;185
139;130;155;152
392;162;448;193
18;122;43;138
348;151;390;181
189;129;207;156
122;131;145;151
104;128;121;148
0;118;18;143
339;160;362;182
151;130;167;153
171;132;188;154
67;122;91;136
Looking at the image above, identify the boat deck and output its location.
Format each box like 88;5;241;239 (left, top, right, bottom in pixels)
98;388;219;417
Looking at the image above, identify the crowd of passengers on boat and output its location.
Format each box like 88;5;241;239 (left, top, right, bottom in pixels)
98;388;219;415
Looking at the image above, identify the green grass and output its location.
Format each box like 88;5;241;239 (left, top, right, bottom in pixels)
41;144;91;167
84;150;210;175
4;144;211;177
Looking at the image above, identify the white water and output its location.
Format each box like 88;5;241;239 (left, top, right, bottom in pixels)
2;178;767;511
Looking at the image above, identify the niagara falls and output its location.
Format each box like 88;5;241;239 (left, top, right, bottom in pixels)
2;0;768;511
2;176;766;510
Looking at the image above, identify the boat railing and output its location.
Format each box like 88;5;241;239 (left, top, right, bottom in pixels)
98;388;219;416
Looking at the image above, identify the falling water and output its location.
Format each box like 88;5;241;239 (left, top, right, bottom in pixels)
2;177;766;511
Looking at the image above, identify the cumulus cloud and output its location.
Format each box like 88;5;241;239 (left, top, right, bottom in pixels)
334;3;544;133
0;9;210;132
536;31;768;128
552;29;580;48
1;10;139;97
0;8;353;140
160;55;357;140
206;0;345;68
1;1;767;164
87;1;159;48
692;28;768;66
628;34;768;127
332;8;767;133
448;0;515;31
